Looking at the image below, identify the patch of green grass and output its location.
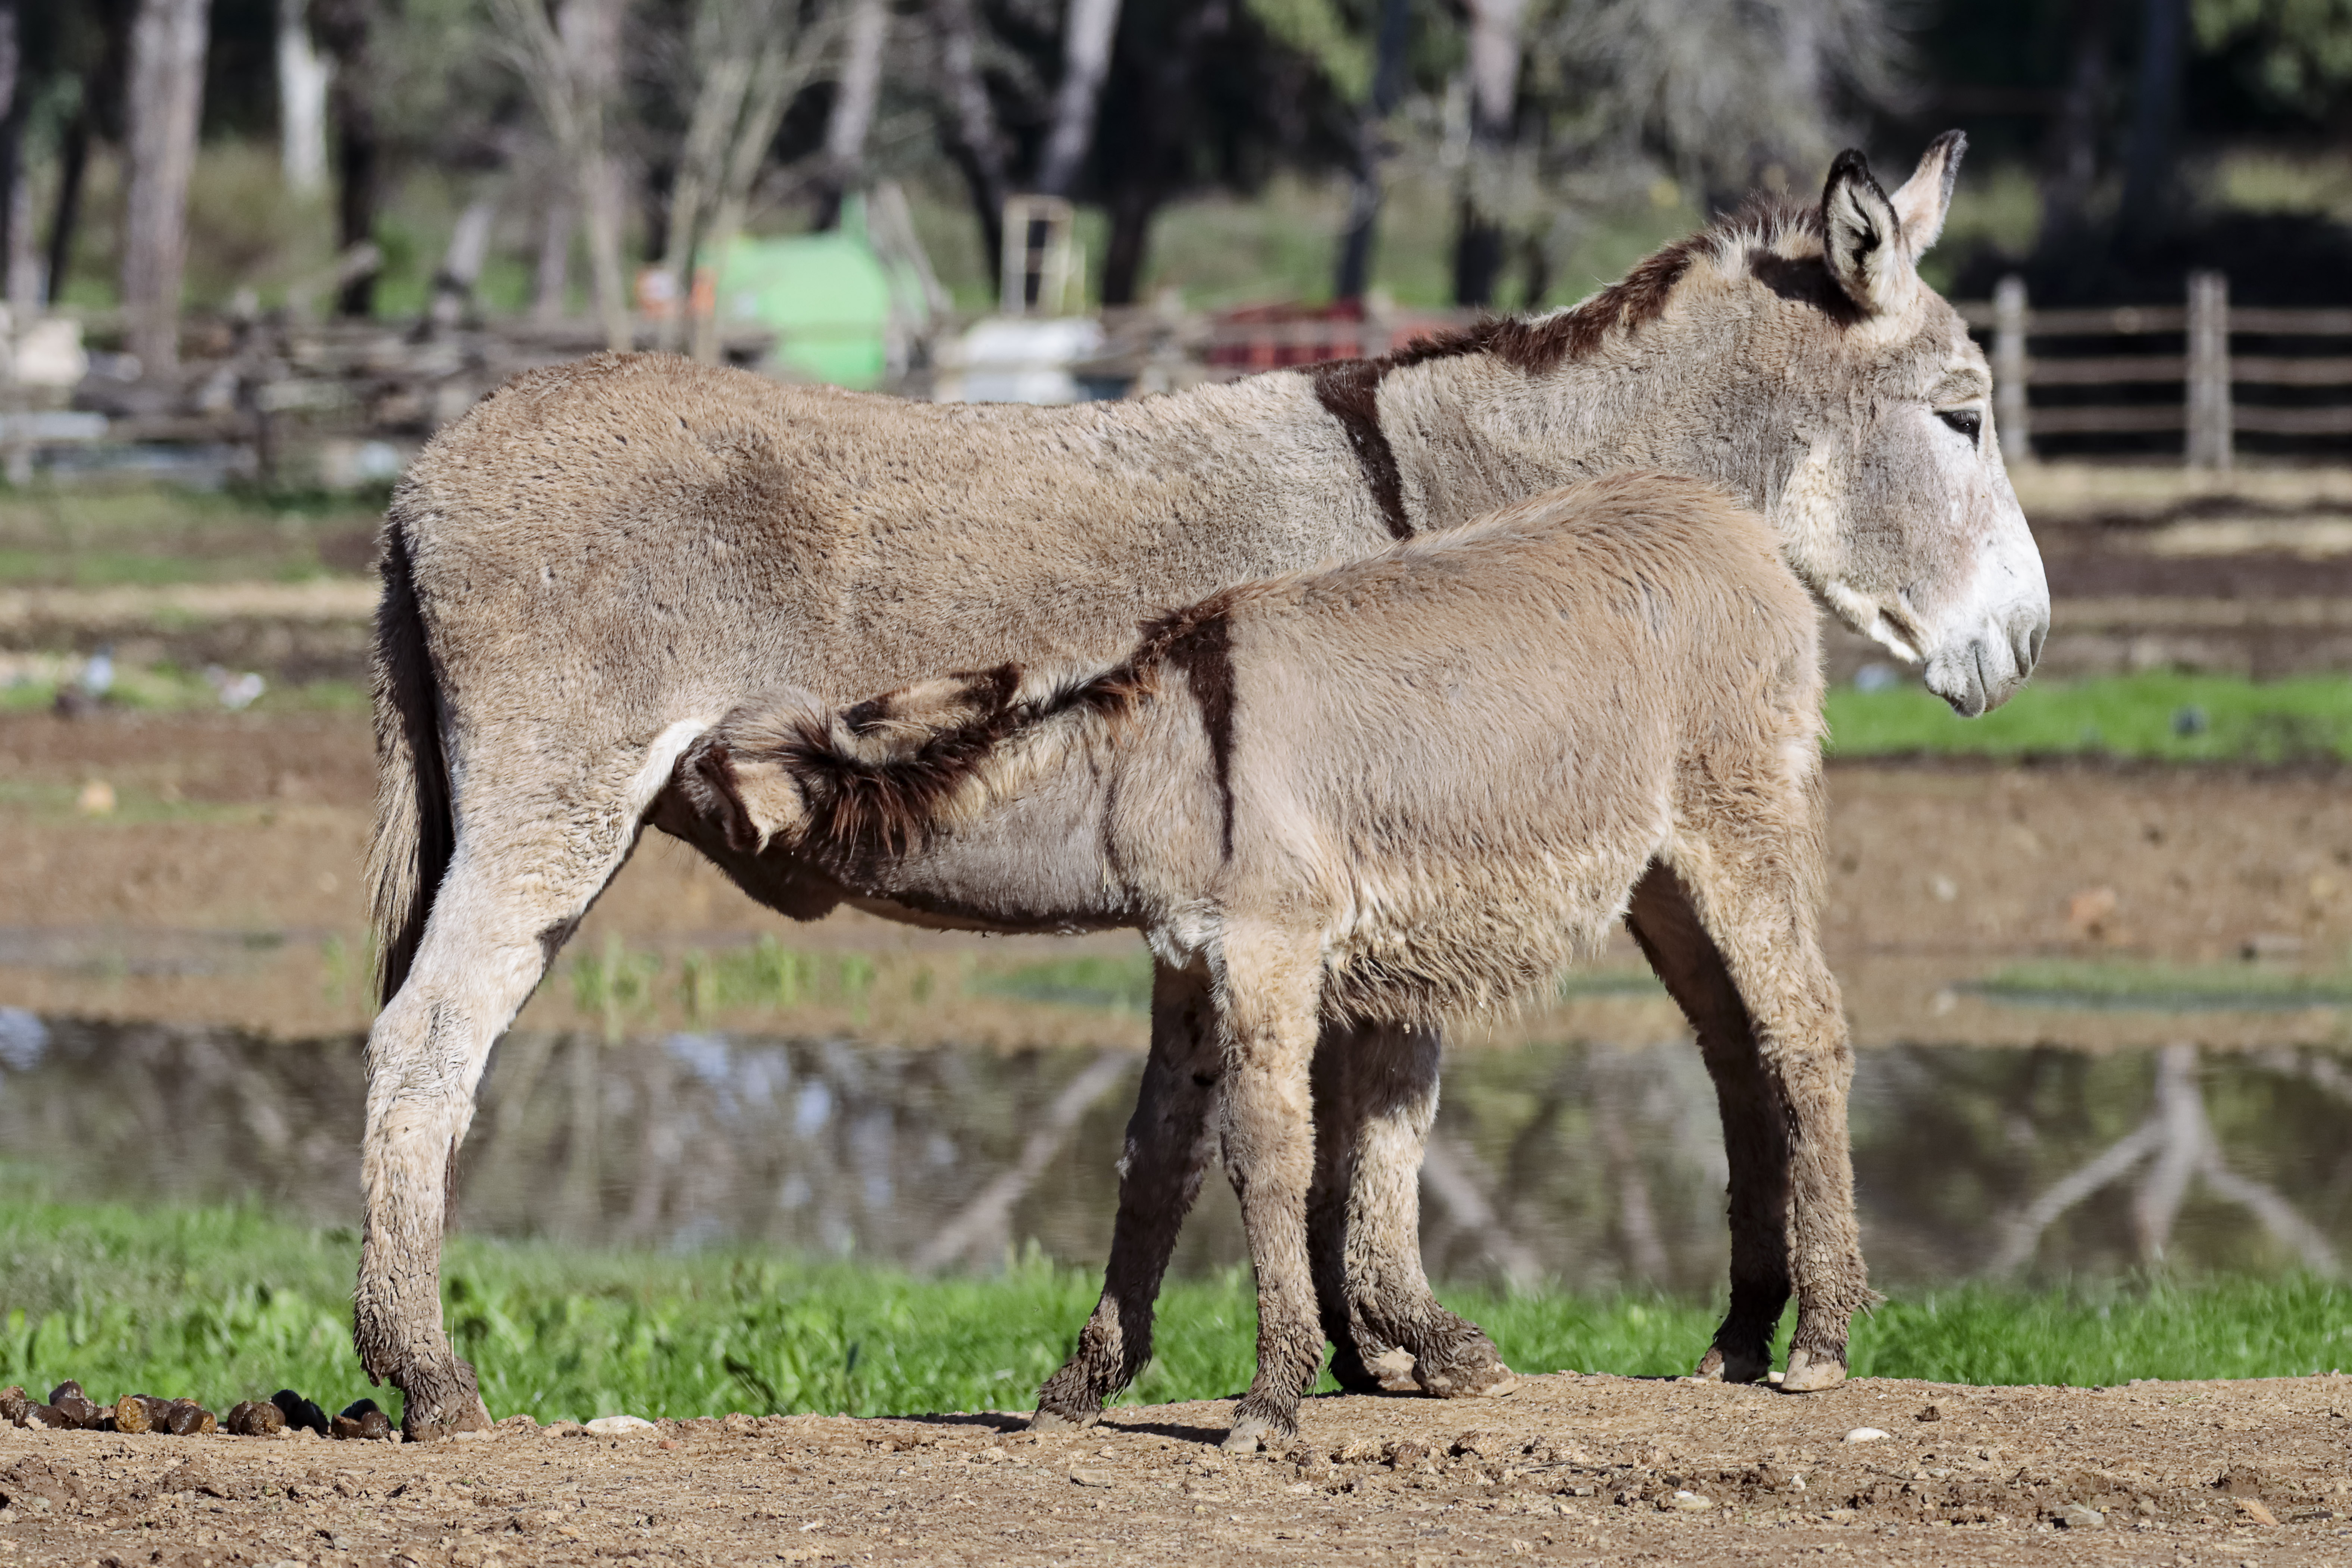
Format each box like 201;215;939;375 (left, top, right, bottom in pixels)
1826;672;2352;764
3;1199;2347;1428
0;485;380;589
970;954;1157;1014
1968;958;2352;1011
0;666;369;717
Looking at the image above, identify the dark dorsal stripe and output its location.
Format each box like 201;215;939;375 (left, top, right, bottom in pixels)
1310;359;1412;541
1132;594;1241;861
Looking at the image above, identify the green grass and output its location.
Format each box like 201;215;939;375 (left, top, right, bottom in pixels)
1968;958;2352;1011
3;1199;2349;1428
0;485;381;590
1827;672;2352;764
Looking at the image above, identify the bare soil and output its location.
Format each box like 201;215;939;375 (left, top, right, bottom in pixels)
4;1375;2350;1566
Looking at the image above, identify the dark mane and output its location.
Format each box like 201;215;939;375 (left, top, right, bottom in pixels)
1377;194;1823;379
773;589;1250;860
1306;195;1822;539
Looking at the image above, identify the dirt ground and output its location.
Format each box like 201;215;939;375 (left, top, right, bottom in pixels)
4;708;2352;1049
4;1374;2350;1567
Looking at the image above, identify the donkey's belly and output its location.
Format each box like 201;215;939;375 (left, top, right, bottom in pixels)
1321;848;1649;1022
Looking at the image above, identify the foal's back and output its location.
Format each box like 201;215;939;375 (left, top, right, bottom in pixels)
1178;472;1822;1021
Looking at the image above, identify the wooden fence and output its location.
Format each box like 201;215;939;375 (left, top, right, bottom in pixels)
1960;274;2352;469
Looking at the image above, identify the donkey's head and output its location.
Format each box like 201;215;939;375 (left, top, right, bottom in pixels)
679;667;1036;857
1718;133;2046;716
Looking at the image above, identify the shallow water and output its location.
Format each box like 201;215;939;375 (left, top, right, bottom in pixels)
2;1008;2347;1288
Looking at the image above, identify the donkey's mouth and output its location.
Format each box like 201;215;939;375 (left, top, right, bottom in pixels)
1924;623;2041;717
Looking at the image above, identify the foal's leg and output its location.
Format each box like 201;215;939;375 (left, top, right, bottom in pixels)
1215;926;1327;1453
1665;830;1874;1393
355;738;685;1439
1032;961;1221;1428
1624;864;1790;1385
1310;1021;1515;1398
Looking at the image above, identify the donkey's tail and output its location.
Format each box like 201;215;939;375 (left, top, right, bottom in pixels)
365;505;455;1007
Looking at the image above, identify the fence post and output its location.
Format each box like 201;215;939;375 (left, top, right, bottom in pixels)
2186;270;2232;471
1993;274;2031;464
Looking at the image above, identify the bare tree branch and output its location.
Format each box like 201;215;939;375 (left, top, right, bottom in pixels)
911;1048;1132;1274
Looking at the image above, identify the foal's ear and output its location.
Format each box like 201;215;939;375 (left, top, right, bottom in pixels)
1821;149;1914;318
1888;130;1965;257
679;735;766;855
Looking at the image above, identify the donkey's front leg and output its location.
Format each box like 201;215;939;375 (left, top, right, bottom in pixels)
1662;852;1876;1393
1624;865;1791;1386
1032;961;1220;1429
1310;1020;1514;1398
1214;927;1326;1454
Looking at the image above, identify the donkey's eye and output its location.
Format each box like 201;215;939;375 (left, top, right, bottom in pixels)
1937;408;1983;444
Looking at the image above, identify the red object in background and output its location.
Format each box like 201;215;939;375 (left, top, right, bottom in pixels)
1202;298;1455;371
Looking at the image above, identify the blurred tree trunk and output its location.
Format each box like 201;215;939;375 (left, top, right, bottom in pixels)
1334;0;1410;301
1034;0;1121;197
1451;0;1526;307
2038;0;2114;259
686;3;834;364
532;194;573;321
560;0;630;351
121;0;212;372
275;0;331;196
0;0;22;312
493;0;632;350
44;109;88;309
1095;0;1225;306
933;0;1008;288
2118;0;2186;247
312;0;383;317
812;0;887;228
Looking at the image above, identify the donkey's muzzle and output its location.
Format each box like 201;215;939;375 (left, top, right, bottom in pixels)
1924;606;2046;718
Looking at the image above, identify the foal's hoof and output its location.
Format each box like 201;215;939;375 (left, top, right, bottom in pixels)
1028;1406;1099;1434
1220;1412;1290;1454
1692;1344;1771;1385
1779;1348;1848;1394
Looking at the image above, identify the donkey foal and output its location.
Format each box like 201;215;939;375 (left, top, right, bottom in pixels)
680;473;1869;1450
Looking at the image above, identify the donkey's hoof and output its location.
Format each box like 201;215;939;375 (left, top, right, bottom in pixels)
1221;1413;1290;1454
1693;1344;1771;1385
1779;1349;1848;1394
1028;1405;1099;1434
1415;1346;1519;1399
400;1394;492;1443
1345;1354;1411;1401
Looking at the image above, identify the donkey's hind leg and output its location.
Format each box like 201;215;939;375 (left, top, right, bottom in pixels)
1032;960;1221;1429
1310;1020;1514;1398
356;744;681;1439
1625;864;1790;1385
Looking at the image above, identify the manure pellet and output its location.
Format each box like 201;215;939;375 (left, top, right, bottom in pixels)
226;1399;287;1437
163;1400;216;1436
333;1398;393;1441
272;1389;331;1436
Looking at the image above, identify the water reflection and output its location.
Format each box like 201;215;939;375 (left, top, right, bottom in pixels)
2;1009;2348;1288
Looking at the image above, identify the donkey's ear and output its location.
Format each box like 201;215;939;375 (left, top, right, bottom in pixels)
679;736;768;854
1888;130;1966;257
1821;149;1914;317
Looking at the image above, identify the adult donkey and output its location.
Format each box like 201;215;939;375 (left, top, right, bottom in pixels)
361;133;2046;1438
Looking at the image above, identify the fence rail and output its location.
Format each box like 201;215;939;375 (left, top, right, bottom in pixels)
1958;275;2352;467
